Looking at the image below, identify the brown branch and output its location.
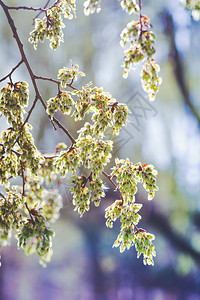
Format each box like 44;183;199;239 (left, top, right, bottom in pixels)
44;154;58;159
10;148;21;157
66;83;78;91
7;0;60;12
0;142;21;157
33;0;51;24
35;75;78;92
0;192;5;199
102;171;124;204
0;59;23;83
52;116;76;143
7;6;45;12
35;75;61;93
23;95;38;125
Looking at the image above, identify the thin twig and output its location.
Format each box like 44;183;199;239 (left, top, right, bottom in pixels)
7;6;45;11
0;142;21;157
102;171;124;204
52;116;76;143
66;83;78;91
35;75;78;92
33;0;51;24
0;192;6;199
23;96;38;125
0;59;23;83
44;154;58;159
35;75;61;93
10;148;21;157
7;0;60;12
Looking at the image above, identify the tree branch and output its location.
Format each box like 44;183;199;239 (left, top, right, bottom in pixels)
148;206;200;265
33;0;51;23
164;11;200;126
35;75;61;94
0;192;5;199
0;59;23;83
52;116;76;143
102;171;124;204
35;75;78;92
7;0;60;12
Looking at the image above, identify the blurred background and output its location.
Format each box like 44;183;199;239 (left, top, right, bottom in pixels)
1;0;200;299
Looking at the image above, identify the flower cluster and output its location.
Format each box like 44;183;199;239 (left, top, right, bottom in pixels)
89;177;106;207
54;146;80;176
181;0;200;20
106;201;142;239
17;125;41;174
70;175;91;217
70;174;106;216
46;91;74;117
120;11;162;99
83;0;101;16
141;59;162;101
46;66;129;138
120;0;139;14
0;190;22;246
21;163;62;223
113;227;156;266
76;136;112;179
73;84;94;121
29;0;76;49
73;85;129;136
120;15;156;78
13;163;62;265
58;64;85;87
105;198;156;265
184;0;200;10
0;82;29;123
104;159;158;265
0;142;19;185
18;213;54;267
0;82;41;175
112;159;159;201
42;191;63;223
